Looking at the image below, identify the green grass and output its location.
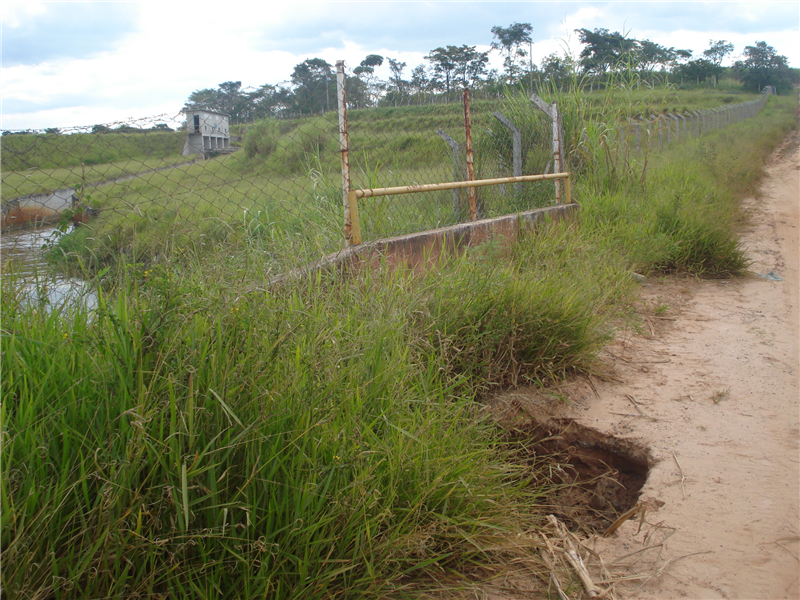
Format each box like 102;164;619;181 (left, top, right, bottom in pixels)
1;223;633;598
1;131;185;171
579;94;797;276
2;155;194;201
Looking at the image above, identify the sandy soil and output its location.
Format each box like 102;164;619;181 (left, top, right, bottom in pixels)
489;130;799;599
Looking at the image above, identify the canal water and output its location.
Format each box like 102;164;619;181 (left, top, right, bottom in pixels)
1;225;96;310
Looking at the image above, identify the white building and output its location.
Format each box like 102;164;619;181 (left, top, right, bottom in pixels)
182;109;230;157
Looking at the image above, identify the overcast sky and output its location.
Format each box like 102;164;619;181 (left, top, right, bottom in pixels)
2;1;798;131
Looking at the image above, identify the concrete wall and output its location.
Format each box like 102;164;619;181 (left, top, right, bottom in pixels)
2;188;76;229
264;203;579;289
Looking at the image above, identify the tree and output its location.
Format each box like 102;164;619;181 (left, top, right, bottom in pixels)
353;55;384;107
701;40;734;86
426;47;458;93
540;53;571;88
451;45;489;87
733;41;794;93
703;40;734;67
490;22;533;82
387;58;407;94
44;127;61;135
636;40;676;74
409;64;433;101
575;28;638;74
676;58;721;85
290;58;334;114
182;83;252;123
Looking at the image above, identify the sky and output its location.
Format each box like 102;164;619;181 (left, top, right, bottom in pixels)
2;1;798;131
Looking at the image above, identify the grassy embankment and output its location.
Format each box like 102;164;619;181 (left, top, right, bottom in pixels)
1;131;186;201
2;87;796;598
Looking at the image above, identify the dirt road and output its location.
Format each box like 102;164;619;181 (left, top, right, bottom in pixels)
492;130;799;599
589;128;800;599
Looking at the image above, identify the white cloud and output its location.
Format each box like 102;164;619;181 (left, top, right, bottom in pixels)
0;1;46;28
2;1;798;130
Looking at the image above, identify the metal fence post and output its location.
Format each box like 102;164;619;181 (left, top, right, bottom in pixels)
437;128;462;220
462;89;478;220
493;111;522;193
336;60;361;246
553;102;565;204
529;93;564;203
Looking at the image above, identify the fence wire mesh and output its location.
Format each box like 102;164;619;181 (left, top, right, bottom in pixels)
343;61;565;241
1;65;770;273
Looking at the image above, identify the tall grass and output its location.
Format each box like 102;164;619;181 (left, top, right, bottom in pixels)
577;94;797;276
1;223;633;598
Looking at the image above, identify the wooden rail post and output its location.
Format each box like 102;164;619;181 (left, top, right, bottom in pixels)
336;60;361;246
463;89;478;220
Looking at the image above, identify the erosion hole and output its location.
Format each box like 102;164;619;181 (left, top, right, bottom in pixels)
508;418;651;535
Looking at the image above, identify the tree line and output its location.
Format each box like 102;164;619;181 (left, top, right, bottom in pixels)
184;25;794;123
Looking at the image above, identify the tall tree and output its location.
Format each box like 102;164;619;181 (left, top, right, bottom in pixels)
676;58;721;85
290;58;334;114
353;54;384;106
733;41;794;93
387;58;407;94
182;82;251;123
636;40;676;74
452;45;490;87
703;40;734;66
540;53;570;88
490;22;533;82
702;40;735;86
575;28;638;74
426;47;458;93
408;64;433;102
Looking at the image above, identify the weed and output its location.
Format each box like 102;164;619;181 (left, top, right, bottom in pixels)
711;387;732;403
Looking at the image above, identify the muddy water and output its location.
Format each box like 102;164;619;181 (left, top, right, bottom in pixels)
1;225;96;310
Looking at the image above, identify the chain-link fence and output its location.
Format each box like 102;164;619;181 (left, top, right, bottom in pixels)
1;62;772;272
620;92;769;156
340;61;570;245
1;107;348;269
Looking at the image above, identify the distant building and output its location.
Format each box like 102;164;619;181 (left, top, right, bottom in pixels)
182;109;230;157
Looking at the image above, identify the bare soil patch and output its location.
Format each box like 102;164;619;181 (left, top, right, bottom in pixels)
506;418;650;535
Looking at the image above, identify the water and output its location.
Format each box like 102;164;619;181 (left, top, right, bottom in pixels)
1;225;96;310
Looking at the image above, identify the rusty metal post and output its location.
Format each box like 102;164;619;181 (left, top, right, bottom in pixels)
463;89;477;220
336;60;360;246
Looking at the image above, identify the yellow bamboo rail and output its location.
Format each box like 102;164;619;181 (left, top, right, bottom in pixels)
346;172;571;245
352;172;570;200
